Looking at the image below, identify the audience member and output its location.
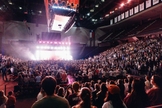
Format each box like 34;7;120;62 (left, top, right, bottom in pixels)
124;78;150;108
72;87;96;108
68;82;81;107
31;76;70;108
0;90;8;108
147;75;162;106
95;83;108;108
102;85;127;108
6;91;16;108
36;89;46;101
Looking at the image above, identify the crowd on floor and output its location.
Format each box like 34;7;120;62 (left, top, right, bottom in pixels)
0;37;162;108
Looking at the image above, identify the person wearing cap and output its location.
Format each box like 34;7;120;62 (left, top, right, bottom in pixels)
102;84;127;108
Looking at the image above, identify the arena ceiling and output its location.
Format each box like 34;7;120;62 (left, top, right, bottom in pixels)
0;0;160;29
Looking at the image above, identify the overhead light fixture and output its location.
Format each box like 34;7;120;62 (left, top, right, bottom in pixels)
127;0;131;3
9;2;12;5
52;6;76;12
19;7;22;9
120;3;125;7
39;11;42;13
95;5;99;8
105;14;109;17
90;9;94;12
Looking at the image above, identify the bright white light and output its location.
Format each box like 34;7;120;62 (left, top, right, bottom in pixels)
51;14;71;31
120;3;125;7
105;14;109;17
35;48;73;60
95;5;99;7
39;11;42;13
90;9;94;12
36;46;40;49
87;13;90;16
127;0;131;3
9;2;12;5
19;7;22;9
52;6;76;12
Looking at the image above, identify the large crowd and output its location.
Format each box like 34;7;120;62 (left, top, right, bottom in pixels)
0;37;162;108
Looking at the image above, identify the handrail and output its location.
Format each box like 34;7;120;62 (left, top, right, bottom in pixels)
146;104;162;108
4;84;6;95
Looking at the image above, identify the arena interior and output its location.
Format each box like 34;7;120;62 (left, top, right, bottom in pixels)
0;0;162;108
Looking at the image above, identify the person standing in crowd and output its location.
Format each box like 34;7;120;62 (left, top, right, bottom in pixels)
6;91;16;108
1;66;8;81
68;82;81;107
0;90;8;108
124;78;150;108
31;76;70;108
102;85;127;108
72;87;96;108
147;75;162;106
92;83;100;105
95;83;108;108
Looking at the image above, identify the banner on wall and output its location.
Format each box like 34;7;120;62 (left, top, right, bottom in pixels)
114;17;117;23
146;0;151;8
153;0;159;5
134;5;139;14
140;3;144;11
90;30;95;38
118;15;121;21
125;11;129;18
130;8;133;16
121;13;124;20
